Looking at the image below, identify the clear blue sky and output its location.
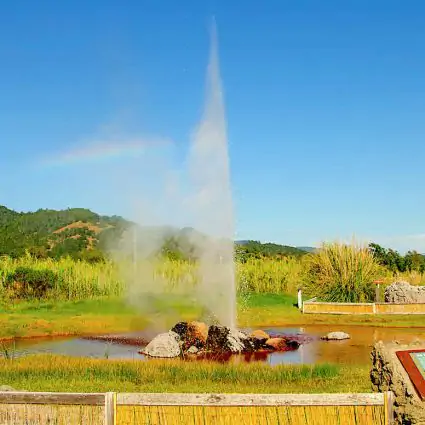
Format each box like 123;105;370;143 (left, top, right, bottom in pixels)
1;0;425;252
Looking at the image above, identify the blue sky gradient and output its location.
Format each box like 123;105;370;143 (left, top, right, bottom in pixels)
1;1;425;252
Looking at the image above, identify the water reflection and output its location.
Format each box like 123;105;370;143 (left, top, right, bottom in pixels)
2;325;425;366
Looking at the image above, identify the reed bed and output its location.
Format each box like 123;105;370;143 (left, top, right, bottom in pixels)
0;404;103;425
117;405;386;425
0;403;385;425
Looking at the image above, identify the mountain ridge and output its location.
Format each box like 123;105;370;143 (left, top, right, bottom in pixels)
0;205;309;260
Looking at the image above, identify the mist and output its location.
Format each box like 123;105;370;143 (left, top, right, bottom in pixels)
107;20;237;330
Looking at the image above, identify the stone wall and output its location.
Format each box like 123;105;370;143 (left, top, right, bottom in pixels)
371;341;425;424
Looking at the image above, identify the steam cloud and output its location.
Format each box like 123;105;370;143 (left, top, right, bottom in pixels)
108;20;237;330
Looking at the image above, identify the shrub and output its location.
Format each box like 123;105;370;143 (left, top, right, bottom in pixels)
303;242;382;302
5;266;59;299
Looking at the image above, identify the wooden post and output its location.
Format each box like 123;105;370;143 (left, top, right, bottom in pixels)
297;288;302;310
384;391;394;425
104;392;116;425
373;280;384;303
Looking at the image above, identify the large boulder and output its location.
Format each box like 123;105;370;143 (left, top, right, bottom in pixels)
250;330;270;340
206;325;246;353
265;338;288;351
186;321;209;348
143;331;181;358
384;281;425;304
227;329;248;353
206;325;230;352
285;338;301;349
321;331;350;341
170;322;188;339
249;329;270;350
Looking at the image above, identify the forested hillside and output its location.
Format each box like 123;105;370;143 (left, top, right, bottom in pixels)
0;206;311;262
235;240;306;260
3;205;422;272
0;206;129;260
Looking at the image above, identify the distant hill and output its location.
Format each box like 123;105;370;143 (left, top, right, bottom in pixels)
235;240;250;246
0;205;130;260
296;246;318;253
235;240;307;258
0;205;313;261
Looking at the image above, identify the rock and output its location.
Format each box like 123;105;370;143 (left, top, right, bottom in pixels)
384;281;425;304
143;331;181;358
227;329;246;353
170;322;188;339
321;332;350;341
250;330;270;340
206;325;230;351
249;329;270;349
186;321;209;348
265;338;287;351
206;325;245;353
285;339;301;349
187;346;199;354
371;341;425;424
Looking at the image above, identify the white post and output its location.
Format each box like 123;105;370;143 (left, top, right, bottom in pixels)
297;289;303;310
104;392;116;425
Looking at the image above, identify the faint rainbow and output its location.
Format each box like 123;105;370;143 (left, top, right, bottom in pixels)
40;139;170;167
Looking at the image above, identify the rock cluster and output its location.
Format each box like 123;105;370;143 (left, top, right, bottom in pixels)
142;321;302;358
384;281;425;304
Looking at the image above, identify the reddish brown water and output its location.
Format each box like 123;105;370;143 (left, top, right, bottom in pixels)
4;325;425;366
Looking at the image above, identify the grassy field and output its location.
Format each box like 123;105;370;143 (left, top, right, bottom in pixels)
0;255;424;340
0;294;424;341
0;354;370;393
0;253;422;421
0;356;376;425
3;255;423;302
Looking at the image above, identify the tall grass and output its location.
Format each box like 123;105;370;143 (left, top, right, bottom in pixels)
237;257;303;294
0;249;422;302
0;354;365;393
303;242;382;302
0;254;122;299
0;256;303;300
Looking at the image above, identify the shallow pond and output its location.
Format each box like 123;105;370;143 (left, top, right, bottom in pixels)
3;325;425;366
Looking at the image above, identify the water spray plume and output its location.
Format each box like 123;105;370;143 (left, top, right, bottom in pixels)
187;19;236;329
112;19;237;331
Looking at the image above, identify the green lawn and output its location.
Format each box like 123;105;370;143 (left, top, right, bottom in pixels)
0;293;424;340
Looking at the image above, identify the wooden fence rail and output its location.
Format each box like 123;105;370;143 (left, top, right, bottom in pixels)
0;391;394;424
303;301;425;315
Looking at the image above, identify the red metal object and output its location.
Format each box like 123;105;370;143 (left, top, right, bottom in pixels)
396;349;425;400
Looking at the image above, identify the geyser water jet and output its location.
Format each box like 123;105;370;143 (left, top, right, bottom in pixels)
187;20;236;329
114;20;237;330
